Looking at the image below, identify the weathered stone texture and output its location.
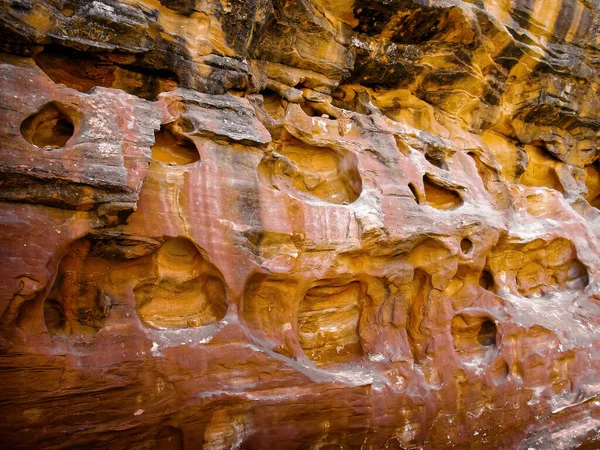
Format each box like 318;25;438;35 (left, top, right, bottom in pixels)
1;0;600;448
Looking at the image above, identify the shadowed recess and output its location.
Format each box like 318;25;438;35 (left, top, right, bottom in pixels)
488;238;589;297
479;269;496;292
460;238;473;255
258;137;362;204
584;162;600;209
422;175;462;210
20;102;75;150
44;239;110;337
408;182;420;203
152;124;200;165
34;45;179;100
390;6;476;45
451;314;498;360
298;282;364;365
135;237;227;329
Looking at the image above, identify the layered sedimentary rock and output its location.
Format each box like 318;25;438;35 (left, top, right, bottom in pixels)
1;0;600;448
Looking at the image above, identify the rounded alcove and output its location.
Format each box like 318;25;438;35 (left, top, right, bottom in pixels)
33;45;179;100
20;102;75;150
408;182;420;203
151;124;200;166
451;313;498;362
460;238;473;255
476;319;497;346
297;281;364;365
422;174;462;210
134;237;227;329
43;238;109;337
258;137;362;205
478;269;496;292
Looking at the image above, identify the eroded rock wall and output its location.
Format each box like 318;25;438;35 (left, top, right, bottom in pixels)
0;0;600;448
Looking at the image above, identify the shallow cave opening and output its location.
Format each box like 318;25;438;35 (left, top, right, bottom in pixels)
460;238;473;255
477;319;497;347
258;137;362;205
422;174;462;210
451;313;498;359
33;45;179;100
297;282;364;365
151;125;200;166
20;102;75;150
425;152;448;170
408;183;420;203
479;269;496;292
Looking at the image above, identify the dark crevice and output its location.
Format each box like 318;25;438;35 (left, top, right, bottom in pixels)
33;45;179;100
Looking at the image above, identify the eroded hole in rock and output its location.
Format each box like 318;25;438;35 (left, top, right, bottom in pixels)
422;175;462;210
452;314;498;360
565;260;589;290
390;6;475;45
43;298;68;337
241;275;295;343
134;237;227;329
519;144;565;193
425;152;447;170
258;137;362;204
584;162;600;209
151;124;200;165
33;45;178;100
460;238;473;255
20;102;75;150
44;239;109;337
298;282;364;365
477;319;497;346
488;238;589;298
479;270;495;292
408;182;420;203
407;269;432;361
260;89;285;120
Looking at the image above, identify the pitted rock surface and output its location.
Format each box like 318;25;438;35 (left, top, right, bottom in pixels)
1;0;600;449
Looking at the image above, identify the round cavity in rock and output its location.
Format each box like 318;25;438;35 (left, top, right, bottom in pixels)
422;175;462;210
460;238;473;255
135;237;228;329
451;314;498;361
258;138;362;205
20;102;75;149
477;319;497;347
152;125;199;165
297;282;364;365
479;270;495;291
43;298;68;336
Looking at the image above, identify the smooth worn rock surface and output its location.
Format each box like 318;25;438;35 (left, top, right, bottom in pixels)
1;0;600;449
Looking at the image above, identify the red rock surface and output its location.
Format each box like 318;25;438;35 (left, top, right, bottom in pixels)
0;0;600;448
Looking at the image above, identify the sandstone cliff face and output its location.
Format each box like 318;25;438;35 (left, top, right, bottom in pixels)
1;0;600;448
